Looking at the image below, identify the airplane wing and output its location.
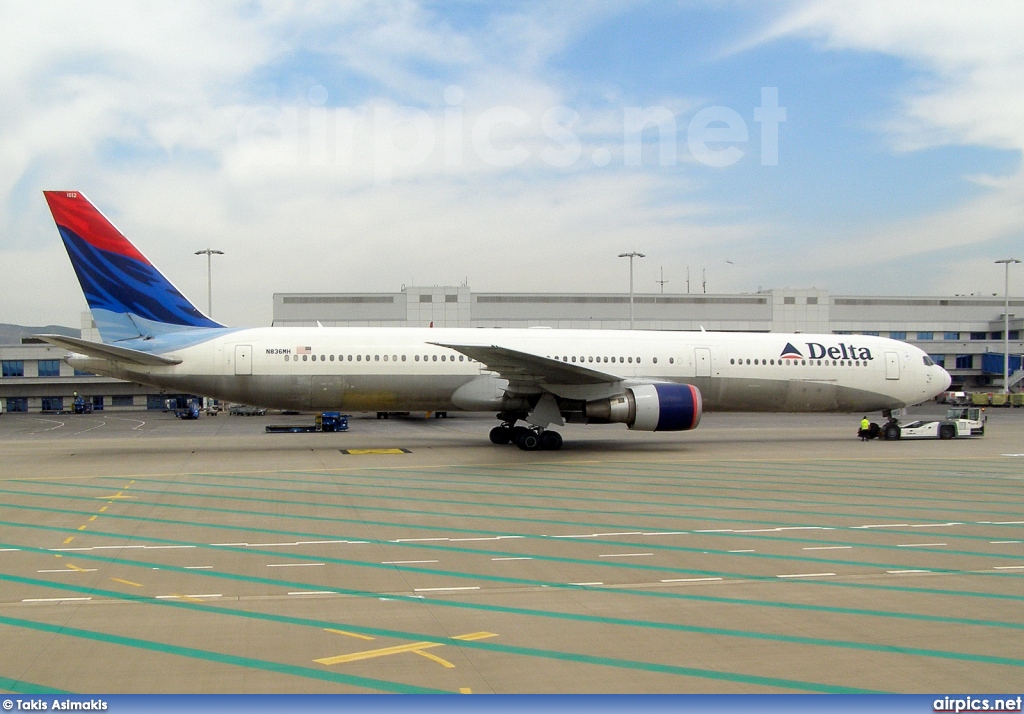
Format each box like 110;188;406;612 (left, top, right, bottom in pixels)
430;342;621;390
35;334;183;366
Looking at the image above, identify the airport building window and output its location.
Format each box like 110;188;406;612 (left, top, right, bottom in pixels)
445;294;458;303
74;368;95;376
37;360;61;377
889;332;906;341
929;354;945;367
990;332;1002;340
6;397;27;412
970;332;987;341
806;296;818;305
2;360;24;377
944;332;961;340
419;294;432;303
917;332;934;340
41;397;63;411
1011;331;1020;340
784;296;795;304
955;354;973;370
862;331;879;336
112;395;134;407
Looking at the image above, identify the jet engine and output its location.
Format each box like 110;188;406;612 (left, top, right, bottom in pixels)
584;383;702;431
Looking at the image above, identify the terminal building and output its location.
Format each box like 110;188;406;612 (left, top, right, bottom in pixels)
2;287;1021;413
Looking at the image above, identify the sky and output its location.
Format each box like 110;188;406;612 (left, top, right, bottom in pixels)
2;0;1023;328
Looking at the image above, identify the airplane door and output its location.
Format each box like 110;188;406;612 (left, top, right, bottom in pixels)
235;344;253;376
695;348;712;377
885;351;900;380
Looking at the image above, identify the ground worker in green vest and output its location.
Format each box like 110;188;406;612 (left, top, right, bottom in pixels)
859;416;870;441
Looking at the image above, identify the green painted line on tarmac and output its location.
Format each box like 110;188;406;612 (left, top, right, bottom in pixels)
5;498;1024;590
5;536;1024;673
0;590;879;695
126;466;1024;521
0;613;447;693
0;675;71;694
15;470;1024;550
5;500;1024;633
4;478;1023;568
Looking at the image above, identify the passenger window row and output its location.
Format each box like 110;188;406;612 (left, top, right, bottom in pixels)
283;353;469;363
729;358;867;367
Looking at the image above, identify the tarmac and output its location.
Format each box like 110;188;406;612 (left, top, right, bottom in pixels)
0;406;1022;694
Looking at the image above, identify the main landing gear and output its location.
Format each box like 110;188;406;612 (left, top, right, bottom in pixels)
489;423;563;451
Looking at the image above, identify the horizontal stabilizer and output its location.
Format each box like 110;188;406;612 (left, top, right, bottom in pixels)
35;334;182;366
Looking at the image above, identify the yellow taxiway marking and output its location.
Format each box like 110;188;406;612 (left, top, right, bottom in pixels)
65;563;89;572
110;578;142;587
314;631;497;667
96;492;133;500
414;650;455;668
166;594;207;603
98;506;108;512
88;516;97;521
62;537;74;544
325;628;376;641
341;448;411;455
77;525;87;531
459;688;472;694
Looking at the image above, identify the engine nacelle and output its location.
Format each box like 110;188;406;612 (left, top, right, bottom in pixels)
584;383;702;431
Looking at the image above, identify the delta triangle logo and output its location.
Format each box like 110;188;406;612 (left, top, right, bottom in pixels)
780;343;803;360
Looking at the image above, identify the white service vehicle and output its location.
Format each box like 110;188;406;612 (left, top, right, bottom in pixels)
888;407;986;440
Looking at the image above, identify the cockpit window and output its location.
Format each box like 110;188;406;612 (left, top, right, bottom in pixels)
922;355;935;367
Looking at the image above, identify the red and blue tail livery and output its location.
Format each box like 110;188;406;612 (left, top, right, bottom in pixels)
44;191;222;343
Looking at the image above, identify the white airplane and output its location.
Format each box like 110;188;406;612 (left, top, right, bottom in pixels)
39;191;951;450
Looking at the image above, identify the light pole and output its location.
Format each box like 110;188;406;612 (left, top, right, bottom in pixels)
195;248;224;317
618;252;645;329
995;258;1020;394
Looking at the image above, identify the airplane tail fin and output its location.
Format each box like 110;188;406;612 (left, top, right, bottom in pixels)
43;191;224;344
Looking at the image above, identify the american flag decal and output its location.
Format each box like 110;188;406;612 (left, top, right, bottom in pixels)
296;346;311;354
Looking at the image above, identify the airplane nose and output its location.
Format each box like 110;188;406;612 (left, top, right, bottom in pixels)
939;366;952;392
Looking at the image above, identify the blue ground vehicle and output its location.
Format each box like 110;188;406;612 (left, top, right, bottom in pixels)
265;412;348;433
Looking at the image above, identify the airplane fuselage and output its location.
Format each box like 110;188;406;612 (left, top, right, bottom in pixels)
69;327;948;415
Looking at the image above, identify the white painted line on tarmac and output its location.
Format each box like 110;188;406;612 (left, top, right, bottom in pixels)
994;521;1024;525
550;534;595;539
391;538;449;542
777;572;836;578
381;560;439;564
896;543;947;547
294;540;351;545
661;577;723;583
887;569;931;574
591;532;643;537
993;565;1024;570
694;529;734;533
491;557;532;561
155;594;222;599
23;597;91;602
449;536;523;542
803;546;852;550
266;562;325;567
853;524;909;529
288;591;337;596
728;549;755;553
598;553;652;558
910;523;963;528
37;569;97;573
641;531;688;536
991;541;1022;544
570;582;604;586
413;586;480;592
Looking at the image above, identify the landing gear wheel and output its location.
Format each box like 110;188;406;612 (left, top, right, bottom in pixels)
883;424;901;440
539;430;563;451
515;430;541;451
489;425;512;444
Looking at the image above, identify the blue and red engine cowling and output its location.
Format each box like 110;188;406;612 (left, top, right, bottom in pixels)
584;383;702;431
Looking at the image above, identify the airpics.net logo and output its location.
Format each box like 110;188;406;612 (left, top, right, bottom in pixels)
236;85;787;184
781;342;875;361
